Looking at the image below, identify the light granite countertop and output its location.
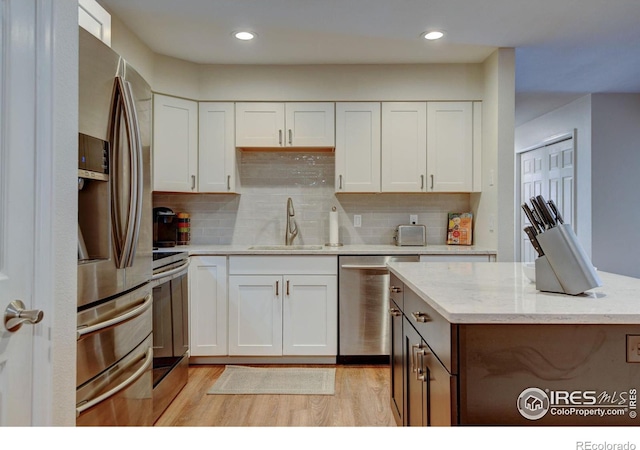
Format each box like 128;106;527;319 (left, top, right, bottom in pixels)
154;244;497;256
387;261;640;325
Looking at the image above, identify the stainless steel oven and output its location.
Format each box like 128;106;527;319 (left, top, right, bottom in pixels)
151;251;190;423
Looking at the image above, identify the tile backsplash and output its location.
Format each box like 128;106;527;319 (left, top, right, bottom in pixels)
152;151;470;245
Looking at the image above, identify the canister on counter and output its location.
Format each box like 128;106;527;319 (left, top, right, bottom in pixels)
177;212;190;245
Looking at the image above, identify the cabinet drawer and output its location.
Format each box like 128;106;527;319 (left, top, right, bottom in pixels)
229;255;337;275
403;288;456;374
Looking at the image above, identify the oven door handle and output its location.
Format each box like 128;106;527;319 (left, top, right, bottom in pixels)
340;264;389;270
151;260;190;281
76;347;153;417
76;294;152;340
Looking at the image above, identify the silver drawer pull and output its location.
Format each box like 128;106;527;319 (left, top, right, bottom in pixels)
411;311;431;323
389;286;402;293
389;307;401;317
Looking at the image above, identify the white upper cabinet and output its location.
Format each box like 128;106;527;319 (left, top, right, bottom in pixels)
381;102;427;192
153;94;198;192
335;102;381;193
235;102;334;148
426;102;475;192
198;102;237;193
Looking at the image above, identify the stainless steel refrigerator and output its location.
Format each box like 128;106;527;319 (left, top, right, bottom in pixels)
76;27;153;426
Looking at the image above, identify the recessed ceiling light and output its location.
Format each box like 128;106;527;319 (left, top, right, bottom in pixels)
422;31;444;40
234;31;256;41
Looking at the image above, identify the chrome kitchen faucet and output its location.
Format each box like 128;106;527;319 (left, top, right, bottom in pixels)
285;197;298;246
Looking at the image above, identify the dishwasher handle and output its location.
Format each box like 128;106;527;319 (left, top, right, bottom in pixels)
340;264;389;270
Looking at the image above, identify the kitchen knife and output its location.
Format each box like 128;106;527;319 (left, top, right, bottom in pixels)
535;195;557;228
521;203;542;234
530;196;551;229
523;226;544;256
547;199;564;224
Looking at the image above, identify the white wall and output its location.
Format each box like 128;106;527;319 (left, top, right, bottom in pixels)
52;0;79;426
590;94;640;278
515;95;593;257
472;48;515;260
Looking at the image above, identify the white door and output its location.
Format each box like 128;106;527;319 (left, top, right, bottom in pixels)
381;102;427;192
235;102;285;148
153;94;198;192
0;0;47;425
519;137;575;262
189;256;228;356
335;102;381;192
285;102;335;147
228;275;283;356
282;275;337;356
198;102;236;193
426;102;473;192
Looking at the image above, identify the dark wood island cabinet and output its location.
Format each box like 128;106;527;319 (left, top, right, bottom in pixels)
388;262;640;426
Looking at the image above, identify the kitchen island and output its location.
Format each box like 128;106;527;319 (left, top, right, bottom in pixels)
386;261;640;426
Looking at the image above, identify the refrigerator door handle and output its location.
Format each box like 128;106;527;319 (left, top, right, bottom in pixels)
122;79;143;267
110;76;140;269
76;346;153;417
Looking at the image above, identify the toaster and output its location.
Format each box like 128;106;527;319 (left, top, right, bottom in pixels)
394;224;426;246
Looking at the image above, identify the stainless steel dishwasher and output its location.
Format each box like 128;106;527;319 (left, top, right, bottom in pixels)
338;255;419;364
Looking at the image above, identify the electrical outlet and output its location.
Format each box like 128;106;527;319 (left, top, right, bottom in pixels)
410;215;418;225
627;335;640;363
354;215;362;228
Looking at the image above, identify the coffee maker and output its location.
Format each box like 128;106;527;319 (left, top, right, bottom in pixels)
153;207;177;247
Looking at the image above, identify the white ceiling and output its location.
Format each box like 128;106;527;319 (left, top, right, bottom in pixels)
98;0;640;125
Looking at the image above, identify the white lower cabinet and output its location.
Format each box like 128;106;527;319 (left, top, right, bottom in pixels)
189;256;228;356
228;256;337;356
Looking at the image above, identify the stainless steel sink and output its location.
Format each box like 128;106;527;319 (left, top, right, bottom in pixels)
248;245;324;250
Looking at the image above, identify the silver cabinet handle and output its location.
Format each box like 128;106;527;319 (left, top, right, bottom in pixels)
411;311;431;323
191;175;196;190
275;280;279;296
76;347;153;417
288;129;292;145
4;300;44;332
339;174;343;190
390;286;402;293
430;174;434;190
286;280;290;296
421;174;424;190
77;294;152;339
389;307;401;317
416;346;430;382
227;175;231;191
279;129;283;146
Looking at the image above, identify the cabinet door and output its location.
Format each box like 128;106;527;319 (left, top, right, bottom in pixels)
426;102;473;192
404;319;428;426
335;102;381;192
389;299;404;425
198;102;236;192
381;102;427;192
285;102;335;147
189;256;228;356
235;102;285;148
153;94;198;192
228;275;283;356
283;275;337;356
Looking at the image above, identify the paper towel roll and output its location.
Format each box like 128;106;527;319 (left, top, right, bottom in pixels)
329;210;339;244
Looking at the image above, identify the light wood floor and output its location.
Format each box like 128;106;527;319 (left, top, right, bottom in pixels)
154;364;397;427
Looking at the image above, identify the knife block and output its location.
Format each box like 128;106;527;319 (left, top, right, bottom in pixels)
534;224;602;295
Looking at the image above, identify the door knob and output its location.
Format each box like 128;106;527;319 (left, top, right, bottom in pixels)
4;300;44;332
